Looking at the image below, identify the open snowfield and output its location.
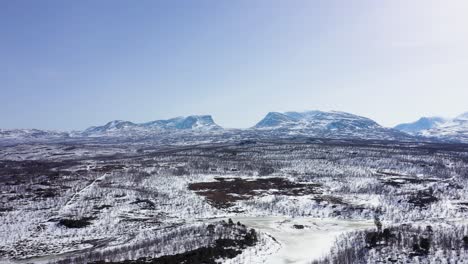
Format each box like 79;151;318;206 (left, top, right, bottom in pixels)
230;216;373;263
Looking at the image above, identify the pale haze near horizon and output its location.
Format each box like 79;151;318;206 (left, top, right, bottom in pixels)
1;0;467;130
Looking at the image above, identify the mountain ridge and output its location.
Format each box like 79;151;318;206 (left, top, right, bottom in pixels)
253;110;410;141
82;115;222;137
394;113;468;143
2;110;467;143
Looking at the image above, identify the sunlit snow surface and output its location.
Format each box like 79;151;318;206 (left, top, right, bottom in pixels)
228;216;373;264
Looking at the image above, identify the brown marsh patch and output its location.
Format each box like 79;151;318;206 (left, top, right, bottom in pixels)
189;177;321;208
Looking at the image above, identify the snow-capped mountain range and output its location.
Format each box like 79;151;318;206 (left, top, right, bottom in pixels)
81;115;222;137
1;111;467;143
252;110;410;140
394;112;468;143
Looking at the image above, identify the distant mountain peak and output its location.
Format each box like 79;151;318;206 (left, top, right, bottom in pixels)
143;115;221;130
394;117;447;134
254;112;297;128
254;110;380;129
172;115;221;130
81;115;222;137
252;110;407;141
394;112;468;143
83;120;138;135
455;112;468;121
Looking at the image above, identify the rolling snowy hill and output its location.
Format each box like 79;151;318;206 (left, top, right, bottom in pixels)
0;129;69;142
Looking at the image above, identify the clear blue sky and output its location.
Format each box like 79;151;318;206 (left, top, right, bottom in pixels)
1;0;467;130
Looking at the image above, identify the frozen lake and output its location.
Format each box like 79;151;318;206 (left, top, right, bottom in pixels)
231;216;374;264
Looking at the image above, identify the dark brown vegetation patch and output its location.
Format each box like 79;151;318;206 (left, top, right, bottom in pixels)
58;217;95;228
189;177;321;208
312;195;347;205
94;204;113;210
130;198;156;208
0;160;75;183
91;164;126;173
293;224;305;229
408;189;439;207
0;207;13;212
33;187;59;198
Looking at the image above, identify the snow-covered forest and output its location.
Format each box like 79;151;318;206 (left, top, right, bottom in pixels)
1;139;468;263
